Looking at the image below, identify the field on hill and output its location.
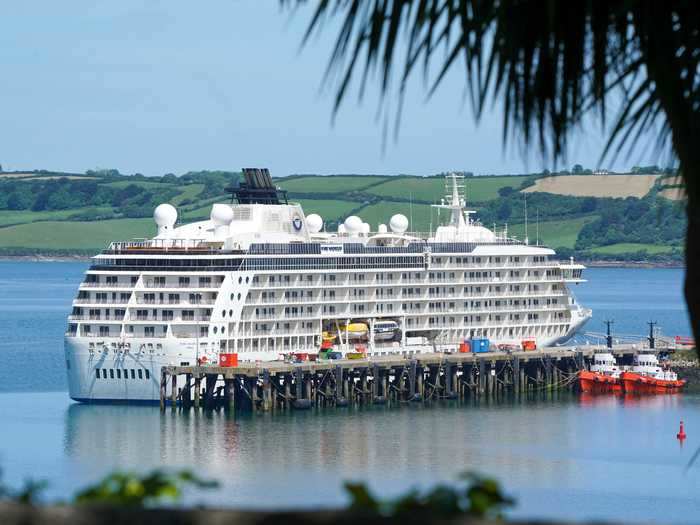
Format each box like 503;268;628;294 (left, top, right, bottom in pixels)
522;174;660;198
507;215;599;249
589;243;675;255
367;175;527;203
0;218;154;250
277;175;390;193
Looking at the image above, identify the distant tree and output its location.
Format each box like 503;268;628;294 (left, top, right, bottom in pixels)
572;164;584;174
7;191;32;210
496;200;512;221
581;197;597;213
497;186;515;197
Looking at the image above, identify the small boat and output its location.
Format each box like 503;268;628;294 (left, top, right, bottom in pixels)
620;353;686;394
373;320;399;341
578;352;621;393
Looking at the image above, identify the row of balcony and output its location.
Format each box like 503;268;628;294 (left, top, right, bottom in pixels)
68;315;211;322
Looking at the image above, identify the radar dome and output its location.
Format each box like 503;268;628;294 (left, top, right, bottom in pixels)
378;224;388;233
154;203;177;235
389;214;409;233
361;222;370;234
338;224;347;234
306;214;323;233
344;215;363;233
210;203;234;226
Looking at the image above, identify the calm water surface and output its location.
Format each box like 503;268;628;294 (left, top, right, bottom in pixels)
0;262;697;523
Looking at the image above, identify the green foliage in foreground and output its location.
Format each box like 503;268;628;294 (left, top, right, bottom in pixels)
345;473;513;520
0;467;511;517
74;470;219;507
0;468;218;507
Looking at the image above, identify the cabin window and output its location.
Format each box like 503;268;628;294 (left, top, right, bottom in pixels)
109;369;114;379
131;369;136;379
102;369;107;379
145;370;150;380
95;368;100;379
138;369;143;379
116;369;121;379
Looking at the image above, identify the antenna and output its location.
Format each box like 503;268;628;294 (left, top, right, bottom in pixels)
524;194;529;245
647;320;657;349
604;320;614;349
409;192;413;232
536;209;539;246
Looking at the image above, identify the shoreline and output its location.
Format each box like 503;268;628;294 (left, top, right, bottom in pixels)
0;254;686;269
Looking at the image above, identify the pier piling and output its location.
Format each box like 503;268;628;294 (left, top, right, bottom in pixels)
159;345;654;414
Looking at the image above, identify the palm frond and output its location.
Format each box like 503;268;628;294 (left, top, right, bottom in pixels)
283;0;700;177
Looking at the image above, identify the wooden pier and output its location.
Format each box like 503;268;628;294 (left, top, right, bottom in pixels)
159;344;659;412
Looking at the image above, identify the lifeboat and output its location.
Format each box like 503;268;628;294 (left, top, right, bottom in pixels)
340;322;369;339
620;353;686;394
578;351;621;393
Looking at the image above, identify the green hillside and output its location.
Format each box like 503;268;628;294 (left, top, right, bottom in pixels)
0;168;686;261
508;216;599;249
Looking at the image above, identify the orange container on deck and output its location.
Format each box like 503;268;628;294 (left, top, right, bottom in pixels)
219;353;238;367
521;340;537;351
459;341;471;353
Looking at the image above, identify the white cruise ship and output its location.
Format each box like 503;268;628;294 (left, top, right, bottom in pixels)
64;169;591;402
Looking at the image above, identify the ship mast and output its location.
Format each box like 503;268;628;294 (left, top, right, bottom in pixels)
431;173;476;234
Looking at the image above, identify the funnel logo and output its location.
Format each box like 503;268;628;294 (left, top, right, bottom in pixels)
292;217;303;231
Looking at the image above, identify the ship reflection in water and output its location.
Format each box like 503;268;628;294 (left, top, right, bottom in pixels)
578;391;683;409
64;398;582;506
61;391;700;517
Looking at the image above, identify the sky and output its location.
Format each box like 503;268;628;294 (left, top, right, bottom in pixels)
0;1;659;177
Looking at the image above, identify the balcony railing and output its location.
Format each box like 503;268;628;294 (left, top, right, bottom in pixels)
143;282;220;289
80;282;134;288
68;315;124;321
73;299;130;305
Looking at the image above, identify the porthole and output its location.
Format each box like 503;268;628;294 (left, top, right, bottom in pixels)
229;309;233;316
238;277;242;284
213;327;218;334
245;276;249;283
222;310;226;317
237;293;241;300
230;293;234;300
222;326;226;334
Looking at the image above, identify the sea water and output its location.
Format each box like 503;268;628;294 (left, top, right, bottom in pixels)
0;261;698;523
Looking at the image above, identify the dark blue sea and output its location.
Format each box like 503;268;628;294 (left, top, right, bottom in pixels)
0;262;698;523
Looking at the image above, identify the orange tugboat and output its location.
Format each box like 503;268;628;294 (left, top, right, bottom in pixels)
619;353;686;394
578;352;621;393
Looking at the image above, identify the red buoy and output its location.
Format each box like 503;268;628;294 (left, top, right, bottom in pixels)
677;420;687;441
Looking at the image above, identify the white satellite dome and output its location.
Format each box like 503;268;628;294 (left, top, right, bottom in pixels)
361;222;371;234
389;214;409;233
306;214;323;233
210;203;234;226
378;224;388;233
154;203;177;235
344;215;363;233
338;224;347;234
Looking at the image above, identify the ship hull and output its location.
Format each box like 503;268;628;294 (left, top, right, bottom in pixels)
66;332;572;403
619;372;686;394
578;370;621;393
